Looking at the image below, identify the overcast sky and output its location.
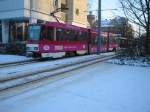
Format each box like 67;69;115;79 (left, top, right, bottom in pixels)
88;0;123;19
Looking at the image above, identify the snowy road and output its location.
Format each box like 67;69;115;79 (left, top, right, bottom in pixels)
0;62;150;112
0;54;110;75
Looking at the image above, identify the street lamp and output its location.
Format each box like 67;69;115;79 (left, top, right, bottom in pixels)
97;0;101;55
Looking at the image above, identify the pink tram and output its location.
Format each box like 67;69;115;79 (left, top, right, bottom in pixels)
26;22;117;58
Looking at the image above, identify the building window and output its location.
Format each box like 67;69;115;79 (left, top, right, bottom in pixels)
76;9;80;15
9;21;28;43
61;3;67;12
54;0;59;8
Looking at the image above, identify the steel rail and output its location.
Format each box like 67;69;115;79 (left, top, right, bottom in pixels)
0;58;40;69
0;54;117;92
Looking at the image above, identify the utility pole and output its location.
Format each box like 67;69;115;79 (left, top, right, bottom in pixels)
97;0;101;55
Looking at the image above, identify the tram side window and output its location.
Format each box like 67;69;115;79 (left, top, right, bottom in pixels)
56;28;74;41
101;37;107;45
113;37;116;43
78;32;87;41
64;30;72;41
105;37;107;45
47;27;54;41
70;30;76;41
110;37;115;44
91;38;95;44
66;30;76;41
41;26;47;40
109;37;112;44
56;28;87;42
61;29;76;41
91;34;96;44
59;29;68;41
74;31;78;41
56;28;62;41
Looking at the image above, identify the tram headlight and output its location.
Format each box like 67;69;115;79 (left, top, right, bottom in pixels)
26;44;39;51
34;47;39;51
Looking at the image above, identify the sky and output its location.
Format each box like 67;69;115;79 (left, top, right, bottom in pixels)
88;0;140;33
88;0;123;19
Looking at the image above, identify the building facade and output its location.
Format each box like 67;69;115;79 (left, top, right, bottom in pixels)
0;0;88;44
60;0;88;28
0;0;61;44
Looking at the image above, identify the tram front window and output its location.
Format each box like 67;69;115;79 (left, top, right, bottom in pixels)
28;25;41;40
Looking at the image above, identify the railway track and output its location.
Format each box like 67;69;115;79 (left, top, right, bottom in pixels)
0;54;117;100
0;58;40;69
0;55;85;69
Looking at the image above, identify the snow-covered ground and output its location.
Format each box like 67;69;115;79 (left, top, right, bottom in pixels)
0;52;115;65
0;62;150;112
0;52;114;77
106;56;150;67
0;54;31;64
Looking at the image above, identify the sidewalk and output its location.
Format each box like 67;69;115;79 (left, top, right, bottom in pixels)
0;54;32;65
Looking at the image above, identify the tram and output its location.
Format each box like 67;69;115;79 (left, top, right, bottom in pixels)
26;22;118;58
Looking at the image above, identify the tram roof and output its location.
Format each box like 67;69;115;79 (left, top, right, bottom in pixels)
45;22;88;32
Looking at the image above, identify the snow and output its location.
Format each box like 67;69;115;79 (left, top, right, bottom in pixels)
0;62;150;112
106;56;150;67
0;54;31;64
0;52;114;80
0;52;114;65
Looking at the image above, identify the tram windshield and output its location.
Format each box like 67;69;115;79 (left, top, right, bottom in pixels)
28;25;41;40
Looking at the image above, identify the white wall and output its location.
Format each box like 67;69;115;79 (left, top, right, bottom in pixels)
0;0;61;21
0;0;62;44
27;0;61;21
25;0;52;21
0;0;24;19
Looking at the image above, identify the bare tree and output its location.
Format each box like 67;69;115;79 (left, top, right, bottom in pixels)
119;0;150;54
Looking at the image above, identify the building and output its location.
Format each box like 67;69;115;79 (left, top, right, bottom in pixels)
60;0;88;28
0;0;61;45
0;0;88;45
